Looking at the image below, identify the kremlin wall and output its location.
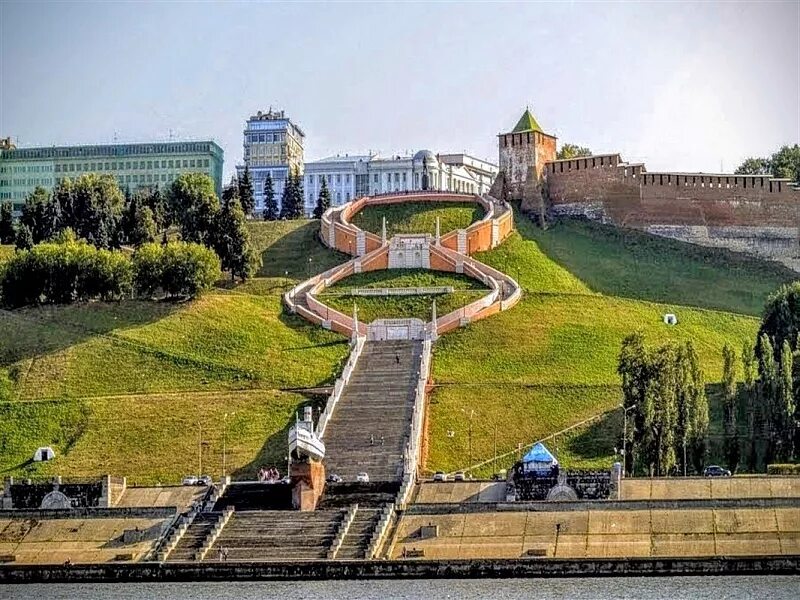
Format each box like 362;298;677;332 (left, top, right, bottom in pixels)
496;110;800;271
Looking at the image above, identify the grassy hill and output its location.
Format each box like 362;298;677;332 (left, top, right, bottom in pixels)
351;201;482;238
0;220;349;484
0;211;793;483
424;212;793;476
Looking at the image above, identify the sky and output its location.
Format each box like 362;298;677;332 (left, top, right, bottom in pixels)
1;1;798;180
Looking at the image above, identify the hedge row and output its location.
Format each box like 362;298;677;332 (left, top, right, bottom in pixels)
766;464;800;475
0;237;220;308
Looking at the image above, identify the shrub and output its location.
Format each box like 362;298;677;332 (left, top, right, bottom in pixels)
132;243;164;298
160;241;220;298
0;238;131;308
766;463;800;475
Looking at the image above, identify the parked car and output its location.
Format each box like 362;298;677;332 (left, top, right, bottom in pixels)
281;476;291;484
433;471;447;482
356;472;370;483
327;473;343;483
181;476;199;486
198;475;212;486
454;471;466;481
703;465;732;477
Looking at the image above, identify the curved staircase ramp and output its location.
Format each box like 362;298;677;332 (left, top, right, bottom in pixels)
320;340;423;485
206;510;346;561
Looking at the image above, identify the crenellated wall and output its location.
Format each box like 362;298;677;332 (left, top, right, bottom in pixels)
545;154;800;269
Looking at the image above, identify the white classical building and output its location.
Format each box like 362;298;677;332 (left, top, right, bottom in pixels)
303;150;498;215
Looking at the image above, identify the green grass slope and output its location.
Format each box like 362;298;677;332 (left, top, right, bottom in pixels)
320;269;489;322
0;221;348;483
425;212;786;476
351;202;483;237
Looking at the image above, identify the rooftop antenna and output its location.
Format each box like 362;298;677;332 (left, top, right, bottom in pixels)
113;131;119;143
169;129;174;141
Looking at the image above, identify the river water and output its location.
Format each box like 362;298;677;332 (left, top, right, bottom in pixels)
2;576;799;599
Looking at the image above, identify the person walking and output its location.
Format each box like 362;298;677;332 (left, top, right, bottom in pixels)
395;353;400;365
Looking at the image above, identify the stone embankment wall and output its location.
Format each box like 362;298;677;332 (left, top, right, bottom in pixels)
2;556;798;582
544;154;800;269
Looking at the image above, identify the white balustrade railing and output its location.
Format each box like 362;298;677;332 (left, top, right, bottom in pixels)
316;335;366;439
396;338;432;509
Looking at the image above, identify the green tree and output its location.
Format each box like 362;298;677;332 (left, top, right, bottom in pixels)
759;334;778;464
645;345;679;476
222;176;240;209
279;173;295;219
132;243;164;298
556;144;592;160
686;341;708;474
214;199;256;282
160;241;220;299
769;145;800;183
14;223;33;251
262;173;278;221
313;177;331;219
674;345;694;476
617;332;649;475
168;173;220;245
722;343;740;472
758;282;800;361
0;202;14;244
71;174;125;249
145;186;167;231
238;166;255;216
735;157;772;175
742;340;758;471
21;187;52;243
777;340;796;461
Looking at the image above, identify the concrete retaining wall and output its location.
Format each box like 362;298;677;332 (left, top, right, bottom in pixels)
1;556;797;582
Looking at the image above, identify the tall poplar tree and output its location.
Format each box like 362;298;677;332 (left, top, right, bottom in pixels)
742;340;758;470
722;344;740;472
686;341;708;473
759;334;778;464
777;340;795;461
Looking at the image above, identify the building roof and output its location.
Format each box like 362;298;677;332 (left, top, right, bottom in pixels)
511;108;544;134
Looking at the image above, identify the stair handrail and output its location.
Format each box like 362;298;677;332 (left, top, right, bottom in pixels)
397;339;432;509
316;334;366;439
367;503;397;559
328;504;358;559
195;507;234;561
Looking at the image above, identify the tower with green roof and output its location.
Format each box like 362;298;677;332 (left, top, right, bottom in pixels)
497;107;556;201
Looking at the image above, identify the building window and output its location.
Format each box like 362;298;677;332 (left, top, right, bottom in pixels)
168;160;174;168
147;161;153;169
183;160;188;168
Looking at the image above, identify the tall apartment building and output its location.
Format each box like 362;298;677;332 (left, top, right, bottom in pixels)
236;109;305;214
303;150;498;215
0;137;224;214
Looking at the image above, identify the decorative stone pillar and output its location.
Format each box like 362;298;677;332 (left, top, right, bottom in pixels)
352;303;359;342
381;216;387;246
435;217;441;245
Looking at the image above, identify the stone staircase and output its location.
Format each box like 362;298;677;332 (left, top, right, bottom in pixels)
208;510;345;561
167;512;221;561
321;340;423;484
335;505;383;559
